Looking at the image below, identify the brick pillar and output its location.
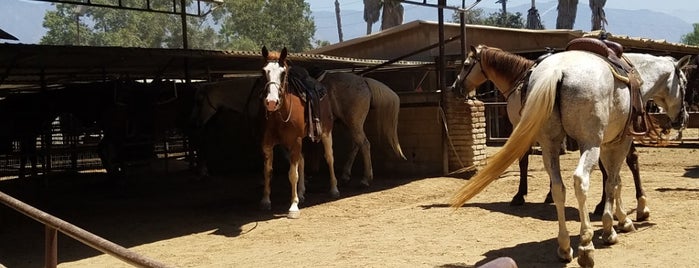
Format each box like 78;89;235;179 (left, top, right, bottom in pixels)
442;91;487;173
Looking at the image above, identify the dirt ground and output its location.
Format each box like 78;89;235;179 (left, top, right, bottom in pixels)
1;138;698;267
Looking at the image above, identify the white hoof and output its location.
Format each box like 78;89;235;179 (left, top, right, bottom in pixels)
287;210;301;219
617;218;636;233
557;247;573;263
602;230;618;245
577;244;595;268
636;196;650;222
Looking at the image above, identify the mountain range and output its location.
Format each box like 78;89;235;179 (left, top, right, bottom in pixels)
313;1;696;45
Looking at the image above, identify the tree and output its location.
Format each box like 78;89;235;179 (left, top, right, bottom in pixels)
451;8;524;29
216;0;315;52
483;11;525;28
681;23;699;45
526;0;544;30
40;1;217;49
556;0;578;29
451;8;486;24
363;0;381;35
590;0;607;31
381;0;404;30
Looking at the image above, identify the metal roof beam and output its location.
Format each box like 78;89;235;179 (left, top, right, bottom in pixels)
30;0;222;17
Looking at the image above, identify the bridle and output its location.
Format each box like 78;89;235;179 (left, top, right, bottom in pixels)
263;60;292;122
453;49;488;97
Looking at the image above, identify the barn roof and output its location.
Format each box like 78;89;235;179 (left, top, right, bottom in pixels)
309;20;699;61
0;43;428;91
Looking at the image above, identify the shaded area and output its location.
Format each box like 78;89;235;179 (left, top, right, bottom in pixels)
0;160;420;267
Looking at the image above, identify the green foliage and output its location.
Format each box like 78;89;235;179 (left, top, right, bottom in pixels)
215;0;316;52
482;11;525;28
451;9;525;29
681;23;699;46
39;0;318;52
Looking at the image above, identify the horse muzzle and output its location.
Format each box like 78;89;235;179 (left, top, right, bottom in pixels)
266;100;279;112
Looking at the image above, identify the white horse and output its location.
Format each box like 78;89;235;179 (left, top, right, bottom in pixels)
451;45;690;267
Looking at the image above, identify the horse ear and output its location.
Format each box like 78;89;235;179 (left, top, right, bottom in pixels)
676;54;692;69
262;46;269;59
469;45;477;55
280;47;288;62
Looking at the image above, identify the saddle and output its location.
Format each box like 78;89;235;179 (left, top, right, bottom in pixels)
566;35;649;136
287;66;327;142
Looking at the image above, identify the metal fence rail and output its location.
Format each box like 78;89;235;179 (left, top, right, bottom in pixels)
0;191;171;268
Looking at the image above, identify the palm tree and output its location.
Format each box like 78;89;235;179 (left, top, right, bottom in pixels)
335;0;343;42
381;0;404;30
556;0;578;29
363;0;381;35
526;0;544;29
590;0;607;31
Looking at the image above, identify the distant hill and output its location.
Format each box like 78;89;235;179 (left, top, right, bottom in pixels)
313;1;695;45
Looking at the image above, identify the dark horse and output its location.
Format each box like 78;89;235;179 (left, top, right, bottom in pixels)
260;46;339;219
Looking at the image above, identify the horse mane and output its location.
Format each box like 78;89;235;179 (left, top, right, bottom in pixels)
480;47;534;78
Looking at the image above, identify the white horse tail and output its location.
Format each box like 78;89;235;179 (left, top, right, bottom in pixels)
365;77;406;160
451;68;562;207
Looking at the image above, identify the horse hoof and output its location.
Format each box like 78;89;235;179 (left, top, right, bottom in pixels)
577;247;595;268
287;210;300;219
509;195;525;206
259;201;272;211
330;189;340;199
636;196;650;222
617;219;636;233
359;179;371;188
602;230;618;245
557;247;573;263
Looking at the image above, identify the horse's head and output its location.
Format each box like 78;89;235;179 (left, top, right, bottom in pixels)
261;46;288;112
653;55;691;131
450;45;489;96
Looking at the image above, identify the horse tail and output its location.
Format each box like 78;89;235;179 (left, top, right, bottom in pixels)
451;68;562;208
365;77;406;160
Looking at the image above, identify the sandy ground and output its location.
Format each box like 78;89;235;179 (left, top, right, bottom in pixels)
1;141;698;268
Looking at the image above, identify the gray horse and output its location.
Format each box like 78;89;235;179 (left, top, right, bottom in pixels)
451;47;690;267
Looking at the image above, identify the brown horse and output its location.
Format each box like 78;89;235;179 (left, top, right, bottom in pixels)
450;45;650;221
260;46;339;219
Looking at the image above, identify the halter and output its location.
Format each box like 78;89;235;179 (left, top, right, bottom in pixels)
263;60;292;122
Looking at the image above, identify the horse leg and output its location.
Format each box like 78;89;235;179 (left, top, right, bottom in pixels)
298;154;306;203
341;129;372;188
594;159;608;215
510;149;530;206
286;139;303;219
321;133;340;198
571;145;598;268
627;144;649;221
600;141;635;246
540;140;574;264
260;143;274;211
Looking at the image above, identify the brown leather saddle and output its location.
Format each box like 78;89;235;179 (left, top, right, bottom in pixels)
566;37;649;136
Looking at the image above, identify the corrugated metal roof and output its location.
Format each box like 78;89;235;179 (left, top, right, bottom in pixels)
309;20;699;60
0;43;429;89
